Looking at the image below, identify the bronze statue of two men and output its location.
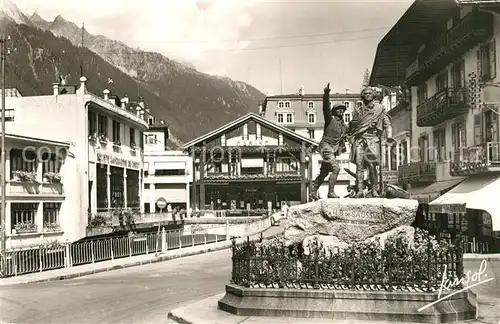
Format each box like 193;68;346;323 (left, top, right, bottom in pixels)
310;84;393;200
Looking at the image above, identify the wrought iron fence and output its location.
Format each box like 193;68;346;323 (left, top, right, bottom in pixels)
2;228;226;277
231;236;464;292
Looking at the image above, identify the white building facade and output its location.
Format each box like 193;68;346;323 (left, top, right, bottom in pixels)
4;77;149;248
143;121;192;213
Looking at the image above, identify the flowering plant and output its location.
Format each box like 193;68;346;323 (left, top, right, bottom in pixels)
43;172;61;183
98;134;108;143
13;170;37;182
113;141;122;147
131;142;137;149
14;222;37;233
88;133;97;141
43;222;61;232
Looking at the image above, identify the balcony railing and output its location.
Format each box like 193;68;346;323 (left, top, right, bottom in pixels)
406;10;493;84
416;88;467;127
398;161;436;184
204;172;301;182
450;142;500;176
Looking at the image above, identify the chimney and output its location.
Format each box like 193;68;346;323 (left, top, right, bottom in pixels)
77;76;87;94
298;87;304;96
103;89;110;101
120;98;127;109
258;103;263;116
52;83;59;96
346;88;351;94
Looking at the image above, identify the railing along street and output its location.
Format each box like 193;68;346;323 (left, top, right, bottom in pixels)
1;216;271;278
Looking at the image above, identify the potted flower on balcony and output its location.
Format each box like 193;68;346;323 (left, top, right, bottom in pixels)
14;222;37;234
13;170;38;182
98;134;108;144
88;133;97;141
113;141;122;147
43;172;61;183
130;141;137;149
43;222;61;232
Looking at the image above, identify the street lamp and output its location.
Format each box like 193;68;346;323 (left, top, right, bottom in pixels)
1;35;10;278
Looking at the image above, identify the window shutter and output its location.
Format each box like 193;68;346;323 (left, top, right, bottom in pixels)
477;49;483;81
460;59;466;88
474;114;483;145
490;39;496;80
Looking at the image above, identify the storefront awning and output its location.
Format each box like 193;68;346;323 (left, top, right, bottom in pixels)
407;177;466;203
429;175;500;231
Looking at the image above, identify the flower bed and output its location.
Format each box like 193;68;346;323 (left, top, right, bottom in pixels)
231;228;464;292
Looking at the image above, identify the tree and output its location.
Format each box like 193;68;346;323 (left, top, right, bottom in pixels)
361;68;370;91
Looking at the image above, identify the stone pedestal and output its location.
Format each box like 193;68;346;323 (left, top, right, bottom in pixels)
218;284;477;323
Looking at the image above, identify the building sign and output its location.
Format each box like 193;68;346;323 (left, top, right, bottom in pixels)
97;152;141;169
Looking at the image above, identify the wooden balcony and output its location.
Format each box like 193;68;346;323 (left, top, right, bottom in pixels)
204;172;301;183
406;10;493;85
416;88;468;127
398;162;436;184
450;142;500;176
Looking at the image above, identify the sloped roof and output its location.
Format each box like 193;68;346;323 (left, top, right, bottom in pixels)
183;112;319;149
369;0;459;86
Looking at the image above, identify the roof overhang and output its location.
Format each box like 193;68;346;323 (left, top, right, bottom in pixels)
369;0;460;86
5;133;71;147
183;113;319;150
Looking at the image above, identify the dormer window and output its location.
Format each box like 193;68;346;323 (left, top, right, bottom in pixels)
277;113;284;124
343;101;350;109
286;113;293;123
284;101;291;108
308;112;316;124
356;101;363;108
307;101;315;109
278;101;284;108
148;117;154;125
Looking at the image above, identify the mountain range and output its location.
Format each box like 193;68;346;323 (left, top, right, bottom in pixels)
0;1;265;147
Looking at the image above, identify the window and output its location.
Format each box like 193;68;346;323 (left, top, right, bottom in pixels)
356;101;363;108
308;113;316;124
247;121;256;140
96;163;108;209
478;39;496;81
126;169;140;208
307;101;315;109
98;115;108;137
110;166;124;207
278;101;284;108
148;117;154;125
144;184;150;189
11;203;38;233
43;203;61;228
42;153;61;175
155;169;186;176
308;129;315;139
276;157;298;173
129;128;136;146
147;134;157;144
88;111;97;135
400;140;408;165
286;113;293;123
417;83;428;105
343;112;352;124
277;113;284;123
243;124;249;139
256;124;262;139
474;114;483;145
112;120;121;143
418;134;429;162
10;149;36;179
436;69;448;92
433;128;446;162
343;101;350;109
451;59;465;89
284;101;291;108
452;121;467;152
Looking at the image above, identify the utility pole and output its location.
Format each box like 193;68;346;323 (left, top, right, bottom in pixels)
1;35;10;278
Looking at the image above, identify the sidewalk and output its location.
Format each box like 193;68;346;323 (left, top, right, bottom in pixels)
0;228;282;286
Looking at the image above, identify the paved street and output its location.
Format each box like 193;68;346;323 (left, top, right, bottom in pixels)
0;225;284;324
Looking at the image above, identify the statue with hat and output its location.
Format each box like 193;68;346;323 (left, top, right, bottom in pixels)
310;83;348;200
348;86;394;198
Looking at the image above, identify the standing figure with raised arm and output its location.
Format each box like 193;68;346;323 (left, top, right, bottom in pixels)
310;83;348;200
348;87;393;198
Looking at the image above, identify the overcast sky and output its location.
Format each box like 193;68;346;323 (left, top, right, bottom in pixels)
16;0;413;95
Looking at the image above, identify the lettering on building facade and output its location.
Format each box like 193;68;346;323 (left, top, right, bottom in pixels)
96;152;141;170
